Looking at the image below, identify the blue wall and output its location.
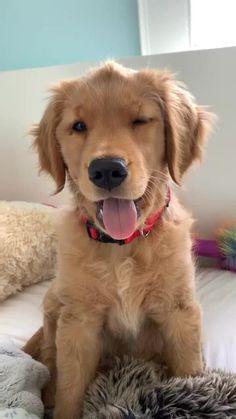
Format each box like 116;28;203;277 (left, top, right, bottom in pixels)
0;0;140;71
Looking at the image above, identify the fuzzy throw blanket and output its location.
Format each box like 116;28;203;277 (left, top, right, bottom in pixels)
44;357;236;419
1;340;236;419
81;357;236;419
0;338;49;419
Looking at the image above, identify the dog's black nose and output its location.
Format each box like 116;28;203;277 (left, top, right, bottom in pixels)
88;157;128;190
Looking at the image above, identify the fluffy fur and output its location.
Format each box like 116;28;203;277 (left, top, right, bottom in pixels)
0;201;57;301
24;62;213;419
83;357;236;418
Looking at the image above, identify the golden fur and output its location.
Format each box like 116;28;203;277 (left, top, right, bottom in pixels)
24;62;213;419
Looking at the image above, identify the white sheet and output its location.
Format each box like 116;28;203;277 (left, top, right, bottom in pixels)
197;268;236;372
0;281;50;347
0;269;236;372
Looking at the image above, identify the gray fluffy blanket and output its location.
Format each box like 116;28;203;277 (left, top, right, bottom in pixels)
81;357;236;419
0;338;49;419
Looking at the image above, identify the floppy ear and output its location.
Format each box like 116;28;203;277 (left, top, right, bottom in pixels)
32;86;67;193
161;75;214;184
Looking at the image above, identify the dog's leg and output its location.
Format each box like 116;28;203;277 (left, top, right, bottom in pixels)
160;301;203;377
41;288;61;408
53;308;102;419
23;294;59;408
23;327;43;358
41;312;58;407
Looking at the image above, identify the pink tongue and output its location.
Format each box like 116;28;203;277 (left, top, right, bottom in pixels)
103;198;137;240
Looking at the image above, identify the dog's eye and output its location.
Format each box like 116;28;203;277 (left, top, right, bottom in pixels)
132;118;149;126
73;121;87;133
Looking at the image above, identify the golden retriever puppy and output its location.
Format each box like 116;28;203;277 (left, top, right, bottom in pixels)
24;61;213;419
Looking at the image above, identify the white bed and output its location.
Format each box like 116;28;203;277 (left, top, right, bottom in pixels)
0;268;235;372
197;268;236;371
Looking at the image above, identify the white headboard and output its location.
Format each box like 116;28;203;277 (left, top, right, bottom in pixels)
0;47;236;237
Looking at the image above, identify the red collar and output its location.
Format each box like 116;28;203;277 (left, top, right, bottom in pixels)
81;188;171;246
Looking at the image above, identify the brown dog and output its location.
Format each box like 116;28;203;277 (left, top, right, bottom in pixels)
24;62;213;419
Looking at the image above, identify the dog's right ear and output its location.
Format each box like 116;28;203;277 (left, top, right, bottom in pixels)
31;84;68;193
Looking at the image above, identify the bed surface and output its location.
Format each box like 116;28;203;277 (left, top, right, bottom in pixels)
197;268;236;371
0;280;50;347
0;268;236;372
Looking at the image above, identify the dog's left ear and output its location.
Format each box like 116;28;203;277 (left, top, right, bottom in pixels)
139;70;215;184
160;75;214;184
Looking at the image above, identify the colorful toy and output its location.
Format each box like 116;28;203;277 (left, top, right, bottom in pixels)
195;224;236;273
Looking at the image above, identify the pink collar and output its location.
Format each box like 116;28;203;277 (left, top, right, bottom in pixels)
81;188;171;246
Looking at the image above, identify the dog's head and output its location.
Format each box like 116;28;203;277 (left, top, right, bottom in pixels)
33;62;213;239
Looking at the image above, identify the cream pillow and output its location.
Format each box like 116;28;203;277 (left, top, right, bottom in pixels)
0;201;57;301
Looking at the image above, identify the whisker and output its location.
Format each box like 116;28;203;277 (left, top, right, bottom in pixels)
147;168;169;179
147;177;164;195
148;175;164;185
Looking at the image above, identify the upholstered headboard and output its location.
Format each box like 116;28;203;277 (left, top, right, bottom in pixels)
0;47;235;237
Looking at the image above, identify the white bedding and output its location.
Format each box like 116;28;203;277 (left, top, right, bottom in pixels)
0;268;236;372
0;280;50;347
197;268;236;372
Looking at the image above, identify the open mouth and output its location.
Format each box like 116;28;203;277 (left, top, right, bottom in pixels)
96;198;142;240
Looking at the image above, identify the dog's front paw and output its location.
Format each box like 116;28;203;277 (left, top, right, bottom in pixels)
172;358;203;378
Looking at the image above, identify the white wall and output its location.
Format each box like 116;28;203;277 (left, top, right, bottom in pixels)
191;0;236;50
0;47;236;237
138;0;190;55
138;0;236;55
0;61;93;206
